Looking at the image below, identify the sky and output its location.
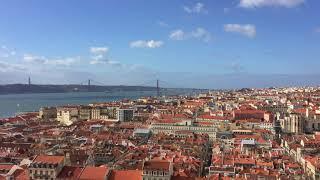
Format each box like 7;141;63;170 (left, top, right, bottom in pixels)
0;0;319;89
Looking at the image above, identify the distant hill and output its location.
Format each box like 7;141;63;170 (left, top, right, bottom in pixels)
0;84;158;95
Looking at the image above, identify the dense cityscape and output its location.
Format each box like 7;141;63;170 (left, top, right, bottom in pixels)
1;0;320;179
0;87;319;179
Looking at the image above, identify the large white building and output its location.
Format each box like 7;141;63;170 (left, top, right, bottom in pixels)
56;107;79;126
304;114;320;133
151;119;217;140
281;113;304;134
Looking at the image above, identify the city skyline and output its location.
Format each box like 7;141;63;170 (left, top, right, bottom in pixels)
0;0;320;88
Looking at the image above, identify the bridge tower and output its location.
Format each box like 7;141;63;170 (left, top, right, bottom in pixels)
88;79;91;91
157;79;160;97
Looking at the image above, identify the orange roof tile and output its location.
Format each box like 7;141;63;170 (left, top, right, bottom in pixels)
143;160;170;171
33;155;64;164
0;164;14;170
109;170;142;180
57;166;83;179
79;166;109;180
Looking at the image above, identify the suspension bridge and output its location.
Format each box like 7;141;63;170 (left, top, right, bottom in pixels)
26;76;189;97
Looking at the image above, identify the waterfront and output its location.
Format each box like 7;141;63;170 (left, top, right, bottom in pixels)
0;89;203;118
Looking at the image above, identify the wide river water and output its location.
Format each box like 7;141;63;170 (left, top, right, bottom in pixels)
0;89;204;118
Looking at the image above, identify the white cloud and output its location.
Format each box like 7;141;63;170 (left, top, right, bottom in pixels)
90;58;122;67
90;59;108;65
23;54;46;64
315;27;320;33
91;54;104;61
23;54;79;66
169;28;212;42
89;56;106;65
89;46;123;66
239;0;305;8
183;2;208;14
0;45;17;58
191;28;211;42
89;46;111;64
224;24;256;38
157;21;169;28
130;40;163;48
90;46;109;54
46;57;79;66
0;61;26;72
169;29;186;40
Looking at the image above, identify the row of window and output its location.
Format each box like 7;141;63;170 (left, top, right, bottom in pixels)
30;164;58;168
143;170;169;176
143;178;169;180
153;125;216;132
30;169;54;176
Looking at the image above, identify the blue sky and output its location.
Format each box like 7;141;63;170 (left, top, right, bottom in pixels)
0;0;319;88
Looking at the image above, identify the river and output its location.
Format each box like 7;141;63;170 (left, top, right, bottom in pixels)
0;89;204;118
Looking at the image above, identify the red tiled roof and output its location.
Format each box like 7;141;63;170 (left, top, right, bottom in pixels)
143;160;170;171
157;119;183;124
234;109;265;114
57;166;83;179
0;164;14;170
33;155;64;164
14;169;29;180
174;114;189;119
161;114;174;119
285;162;301;169
234;158;256;165
194;122;215;126
79;166;109;180
109;170;142;180
256;161;273;168
172;175;202;180
292;108;307;114
197;115;229;121
304;156;320;170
